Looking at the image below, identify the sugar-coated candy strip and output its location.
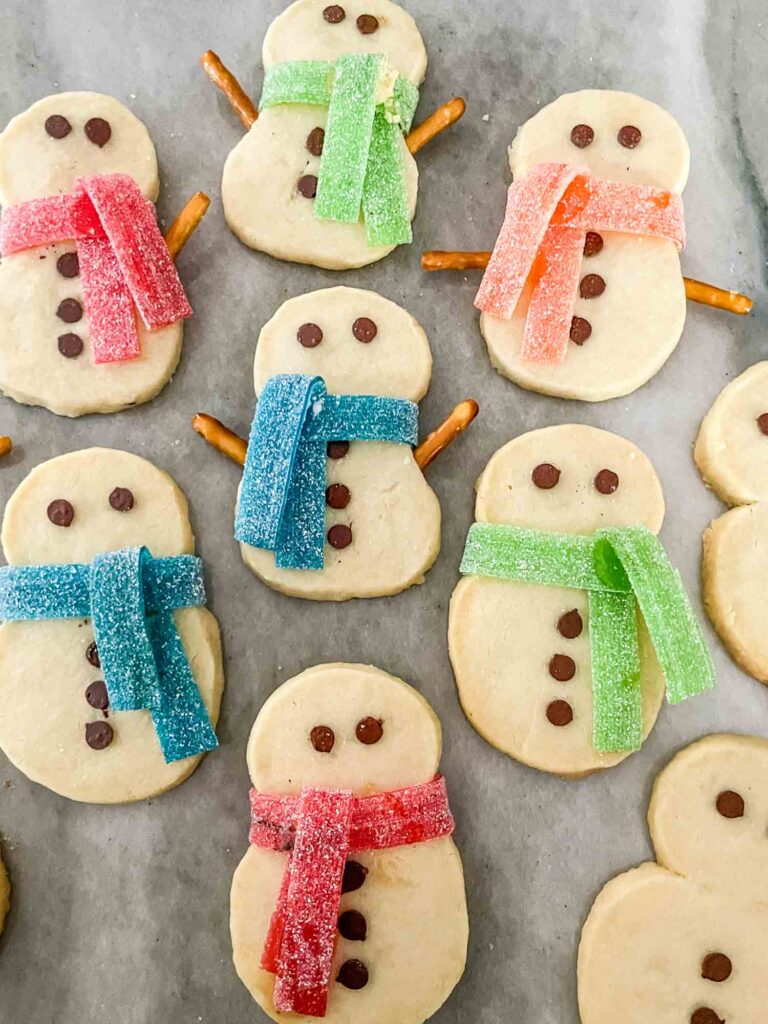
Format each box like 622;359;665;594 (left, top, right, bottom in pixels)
0;193;77;255
589;590;643;752
362;106;412;246
259;60;334;109
348;776;454;849
77;233;141;363
564;178;685;248
521;224;586;362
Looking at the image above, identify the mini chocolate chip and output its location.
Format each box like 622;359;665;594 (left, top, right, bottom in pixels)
356;13;379;33
306;127;325;156
47;499;75;527
549;654;576;682
56;251;79;278
570;316;592;345
594;469;619;494
546;699;573;727
57;297;83;323
327;441;350;460
310;725;335;753
338;909;367;941
297;174;318;198
57;332;83;358
618;125;642;149
45;114;72;139
757;413;768;436
337;959;369;990
109;487;134;512
342;860;369;893
352;317;377;343
579;274;606;299
701;953;732;983
85;681;109;711
716;790;744;819
297;322;323;348
690;1009;724;1024
323;4;345;22
85;720;113;750
328;524;352;549
557;609;583;639
84;117;112;147
326;483;351;509
356;717;383;744
570;124;594;148
583;231;604;257
86;642;101;668
532;463;561;489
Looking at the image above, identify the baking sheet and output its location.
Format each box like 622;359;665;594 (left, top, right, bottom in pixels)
1;0;767;1021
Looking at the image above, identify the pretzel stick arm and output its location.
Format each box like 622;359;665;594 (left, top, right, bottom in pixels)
422;250;491;271
414;400;479;470
406;98;466;155
0;436;12;459
164;193;211;259
193;414;247;466
200;50;259;130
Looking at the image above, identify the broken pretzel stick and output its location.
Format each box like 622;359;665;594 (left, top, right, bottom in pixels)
421;251;754;316
0;436;12;459
193;414;247;467
200;51;259;130
164;193;211;260
406;98;467;155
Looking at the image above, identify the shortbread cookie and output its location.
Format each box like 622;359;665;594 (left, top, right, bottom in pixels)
231;662;468;1023
579;733;768;1023
0;448;224;803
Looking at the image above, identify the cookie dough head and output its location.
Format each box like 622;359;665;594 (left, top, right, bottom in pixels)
0;449;223;803
244;287;440;600
449;425;667;776
0;91;159;204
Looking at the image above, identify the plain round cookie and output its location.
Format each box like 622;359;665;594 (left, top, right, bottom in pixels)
0;449;224;803
0;849;9;938
0;91;159;204
231;663;468;1024
449;425;667;776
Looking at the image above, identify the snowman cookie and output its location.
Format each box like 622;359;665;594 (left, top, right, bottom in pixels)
204;0;464;269
231;662;468;1023
695;362;768;681
0;448;224;803
578;734;768;1023
0;91;204;417
448;424;715;776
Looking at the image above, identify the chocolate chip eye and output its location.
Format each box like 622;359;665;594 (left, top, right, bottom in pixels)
297;322;323;348
323;4;345;22
757;412;768;436
108;487;134;512
47;499;75;527
352;317;377;343
355;717;383;744
617;124;642;149
594;469;619;494
356;13;379;33
44;114;72;139
570;124;594;148
310;725;335;753
715;789;745;819
84;117;112;147
531;463;561;489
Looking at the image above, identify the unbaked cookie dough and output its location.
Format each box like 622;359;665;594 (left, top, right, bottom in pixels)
578;733;768;1023
695;361;768;681
0;448;224;804
241;286;441;600
480;90;690;401
448;424;667;776
231;662;468;1024
0;91;184;417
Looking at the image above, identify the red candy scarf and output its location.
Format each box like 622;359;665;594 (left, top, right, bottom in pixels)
0;173;191;364
249;776;455;1017
475;162;685;363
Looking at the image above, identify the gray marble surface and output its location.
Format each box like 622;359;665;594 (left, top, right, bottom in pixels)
0;0;766;1021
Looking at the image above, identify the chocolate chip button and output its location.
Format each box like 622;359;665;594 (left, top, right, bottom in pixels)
701;953;732;983
579;274;606;299
337;959;369;990
716;790;744;819
297;322;323;348
355;717;383;744
44;114;72;139
327;441;350;460
323;4;345;22
617;125;642;149
532;463;561;489
56;252;79;278
109;487;134;512
583;231;604;257
557;609;583;639
594;469;619;494
356;13;379;33
297;174;318;199
328;524;352;549
47;499;74;527
342;860;369;893
338;910;367;941
570;124;594;148
86;641;101;668
690;1009;724;1024
326;483;351;509
85;720;114;750
570;316;592;345
352;317;377;343
549;654;576;682
57;333;83;358
310;725;335;753
546;699;573;727
757;413;768;436
306;127;325;156
57;298;83;323
84;117;112;147
85;680;109;711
